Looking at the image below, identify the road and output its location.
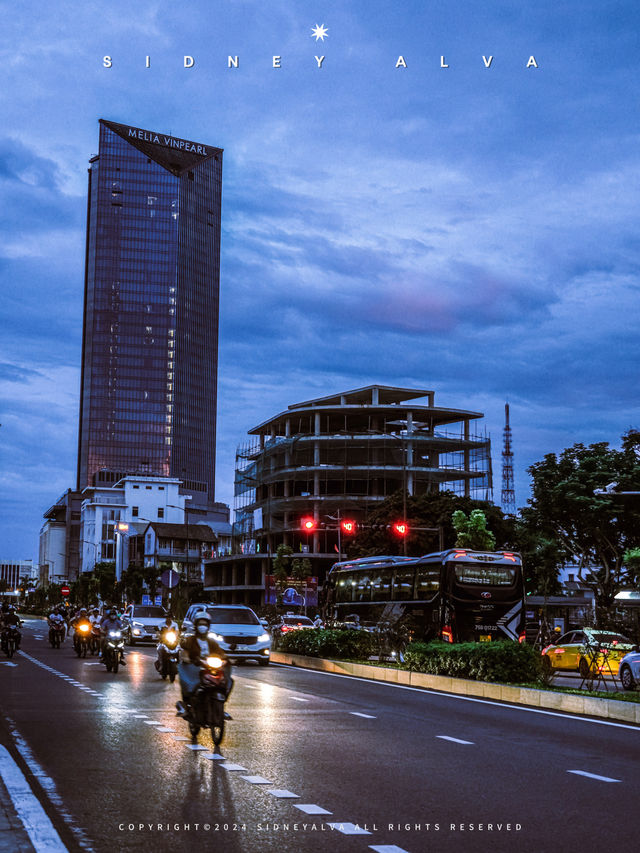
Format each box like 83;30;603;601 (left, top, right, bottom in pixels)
1;616;639;853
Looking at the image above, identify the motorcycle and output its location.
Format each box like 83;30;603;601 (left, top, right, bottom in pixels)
177;656;230;748
49;621;66;648
102;630;125;673
2;625;21;658
155;628;180;682
73;621;92;658
89;622;101;656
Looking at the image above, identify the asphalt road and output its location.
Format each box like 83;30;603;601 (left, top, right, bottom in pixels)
1;617;639;853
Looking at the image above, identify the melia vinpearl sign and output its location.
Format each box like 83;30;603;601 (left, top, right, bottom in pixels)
125;125;210;156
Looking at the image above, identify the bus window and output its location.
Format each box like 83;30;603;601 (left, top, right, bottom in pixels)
335;574;355;603
453;563;517;586
354;575;372;602
371;569;392;601
393;567;415;600
416;567;439;597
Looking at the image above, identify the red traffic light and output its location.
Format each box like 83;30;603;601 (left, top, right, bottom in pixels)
340;520;357;535
392;521;409;536
301;517;317;532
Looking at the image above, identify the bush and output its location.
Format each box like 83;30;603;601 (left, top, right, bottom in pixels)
402;641;542;684
279;628;375;659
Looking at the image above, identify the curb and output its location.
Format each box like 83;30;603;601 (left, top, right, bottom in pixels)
270;652;640;725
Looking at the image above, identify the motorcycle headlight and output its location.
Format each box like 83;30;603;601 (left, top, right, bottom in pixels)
206;656;224;669
165;631;177;644
79;624;90;633
258;633;270;643
109;630;121;638
208;632;223;642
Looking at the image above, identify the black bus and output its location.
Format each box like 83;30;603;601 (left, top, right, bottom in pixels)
324;549;525;643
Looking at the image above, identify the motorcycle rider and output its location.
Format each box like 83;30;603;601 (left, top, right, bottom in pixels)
99;606;126;665
48;608;66;643
155;612;180;672
177;612;232;718
313;614;324;628
71;607;92;649
1;606;22;652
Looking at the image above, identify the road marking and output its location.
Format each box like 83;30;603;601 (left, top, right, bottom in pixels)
269;664;640;731
185;744;209;751
133;714;148;719
328;822;372;835
155;727;176;733
220;763;248;771
350;712;376;719
241;775;272;784
437;735;474;745
370;846;411;853
205;753;226;759
143;721;165;726
0;661;18;667
567;770;621;783
0;744;68;852
172;736;190;742
294;804;333;815
291;696;309;702
268;789;299;798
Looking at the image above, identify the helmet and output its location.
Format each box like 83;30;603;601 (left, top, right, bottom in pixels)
109;608;117;618
194;611;211;634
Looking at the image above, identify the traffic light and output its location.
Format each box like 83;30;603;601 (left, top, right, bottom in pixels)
301;517;317;532
340;520;357;535
392;521;409;537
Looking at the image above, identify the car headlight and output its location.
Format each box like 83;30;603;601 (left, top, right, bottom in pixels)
258;633;270;643
208;632;223;642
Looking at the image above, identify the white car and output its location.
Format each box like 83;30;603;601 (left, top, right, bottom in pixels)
619;649;640;690
122;604;167;645
183;604;271;666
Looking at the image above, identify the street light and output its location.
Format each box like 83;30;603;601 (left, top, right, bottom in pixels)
114;521;130;582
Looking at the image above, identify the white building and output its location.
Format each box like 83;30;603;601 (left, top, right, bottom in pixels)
0;559;36;591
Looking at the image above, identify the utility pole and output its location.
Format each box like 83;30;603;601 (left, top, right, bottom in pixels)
501;403;516;515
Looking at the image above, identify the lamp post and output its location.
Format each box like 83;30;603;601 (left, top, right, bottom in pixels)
114;521;130;582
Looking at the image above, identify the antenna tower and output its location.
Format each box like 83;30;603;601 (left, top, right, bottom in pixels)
501;403;516;514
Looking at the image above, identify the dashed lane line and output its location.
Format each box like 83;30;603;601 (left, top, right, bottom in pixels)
268;789;300;798
294;804;333;815
436;735;474;745
350;712;376;719
328;823;372;835
567;770;621;783
0;744;68;853
241;776;272;784
370;846;411;853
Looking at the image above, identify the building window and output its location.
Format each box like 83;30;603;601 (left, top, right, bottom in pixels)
133;485;139;489
132;506;139;517
158;508;164;519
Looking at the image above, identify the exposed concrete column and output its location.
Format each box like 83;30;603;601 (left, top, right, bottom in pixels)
313;501;320;554
372;387;379;405
285;418;291;437
464;419;470;498
406;411;414;496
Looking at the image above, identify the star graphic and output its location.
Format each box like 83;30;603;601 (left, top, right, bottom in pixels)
311;23;329;42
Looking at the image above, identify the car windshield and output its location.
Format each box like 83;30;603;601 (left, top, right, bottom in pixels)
283;616;313;626
208;608;260;626
132;606;165;618
585;631;630;645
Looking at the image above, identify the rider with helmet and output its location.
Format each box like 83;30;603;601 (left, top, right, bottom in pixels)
177;611;232;714
1;606;22;652
99;606;126;665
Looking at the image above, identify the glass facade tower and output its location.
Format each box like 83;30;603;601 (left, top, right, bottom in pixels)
77;120;223;508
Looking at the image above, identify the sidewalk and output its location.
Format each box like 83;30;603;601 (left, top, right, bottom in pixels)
0;773;34;853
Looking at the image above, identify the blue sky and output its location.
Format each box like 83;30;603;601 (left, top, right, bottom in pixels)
1;1;639;560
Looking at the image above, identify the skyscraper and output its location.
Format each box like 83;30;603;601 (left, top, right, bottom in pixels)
77;119;223;512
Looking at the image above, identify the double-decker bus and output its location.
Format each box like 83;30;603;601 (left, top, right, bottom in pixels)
324;549;525;643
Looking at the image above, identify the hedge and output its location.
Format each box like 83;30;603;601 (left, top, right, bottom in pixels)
279;628;375;659
402;641;541;683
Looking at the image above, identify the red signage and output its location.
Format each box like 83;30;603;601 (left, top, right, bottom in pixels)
60;585;70;597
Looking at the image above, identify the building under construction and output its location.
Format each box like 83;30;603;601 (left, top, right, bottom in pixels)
204;385;492;605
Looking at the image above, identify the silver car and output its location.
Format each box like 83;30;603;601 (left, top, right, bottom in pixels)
183;604;271;666
619;649;640;690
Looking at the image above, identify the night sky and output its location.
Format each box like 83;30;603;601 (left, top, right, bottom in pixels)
1;1;638;560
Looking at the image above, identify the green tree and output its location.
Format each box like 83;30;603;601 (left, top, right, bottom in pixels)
92;561;118;603
272;544;293;589
519;430;640;625
452;509;496;551
291;557;312;580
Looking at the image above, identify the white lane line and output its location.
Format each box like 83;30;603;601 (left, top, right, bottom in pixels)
567;770;621;783
185;744;209;751
291;696;309;702
205;753;226;760
220;763;248;771
241;776;272;784
0;661;18;667
143;721;165;726
437;735;474;745
350;712;376;719
370;846;411;853
172;736;190;742
155;727;176;733
0;744;68;852
268;789;299;798
269;663;640;731
294;804;333;815
133;714;148;719
328;822;372;835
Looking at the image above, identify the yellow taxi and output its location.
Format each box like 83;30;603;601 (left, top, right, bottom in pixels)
541;628;635;678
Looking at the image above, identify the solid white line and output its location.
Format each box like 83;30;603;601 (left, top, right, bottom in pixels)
567;770;621;783
437;735;474;745
270;664;640;731
350;712;376;719
0;744;67;852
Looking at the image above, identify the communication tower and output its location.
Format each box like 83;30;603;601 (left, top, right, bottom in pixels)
501;403;516;515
